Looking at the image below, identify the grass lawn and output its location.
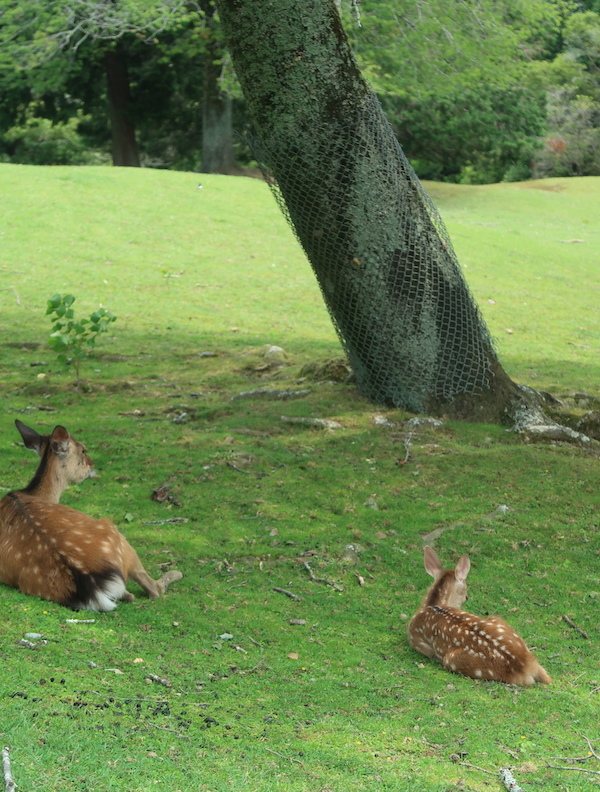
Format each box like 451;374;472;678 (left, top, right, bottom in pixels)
0;164;598;792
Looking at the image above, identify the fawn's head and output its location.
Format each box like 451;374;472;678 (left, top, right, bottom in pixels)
422;545;470;609
16;419;96;491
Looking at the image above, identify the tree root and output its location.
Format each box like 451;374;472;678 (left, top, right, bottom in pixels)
507;385;599;450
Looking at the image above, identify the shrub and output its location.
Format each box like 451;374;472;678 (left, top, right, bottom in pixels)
4;107;105;166
46;293;117;387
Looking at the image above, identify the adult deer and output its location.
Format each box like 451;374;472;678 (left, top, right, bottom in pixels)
408;546;551;686
0;420;182;611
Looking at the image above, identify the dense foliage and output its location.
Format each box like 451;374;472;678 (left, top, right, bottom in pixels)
0;0;599;180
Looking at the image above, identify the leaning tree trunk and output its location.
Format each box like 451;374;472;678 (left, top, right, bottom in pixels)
215;0;596;442
200;0;236;174
105;42;140;167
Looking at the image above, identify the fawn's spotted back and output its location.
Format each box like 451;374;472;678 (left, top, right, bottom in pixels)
408;546;551;686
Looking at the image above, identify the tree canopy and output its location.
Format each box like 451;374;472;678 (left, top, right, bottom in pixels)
0;0;599;179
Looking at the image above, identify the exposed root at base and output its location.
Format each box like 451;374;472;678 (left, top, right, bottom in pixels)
509;385;599;450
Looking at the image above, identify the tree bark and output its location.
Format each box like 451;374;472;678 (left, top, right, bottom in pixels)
216;0;525;421
213;0;598;444
105;43;140;167
200;1;236;174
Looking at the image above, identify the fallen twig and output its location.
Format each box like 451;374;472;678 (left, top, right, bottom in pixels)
457;761;496;777
546;762;600;776
562;614;590;639
66;618;95;623
2;747;16;792
146;673;171;687
0;287;20;306
142;517;188;525
499;767;525;790
281;415;342;430
145;721;190;739
398;430;414;466
265;747;302;764
584;735;600;761
273;587;302;601
303;561;344;592
226;461;267;477
231;388;311;402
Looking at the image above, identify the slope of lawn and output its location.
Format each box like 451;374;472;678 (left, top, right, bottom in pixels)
0;163;598;792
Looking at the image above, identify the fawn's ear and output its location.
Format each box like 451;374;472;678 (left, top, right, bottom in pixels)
454;554;471;583
423;546;444;579
15;419;43;454
50;426;71;457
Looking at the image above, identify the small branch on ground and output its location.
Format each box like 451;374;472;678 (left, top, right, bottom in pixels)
0;287;21;306
230;388;311;401
562;615;590;639
226;461;267;477
2;746;16;792
584;736;600;761
303;561;344;591
281;416;342;430
273;587;302;601
145;673;171;687
499;767;525;791
456;761;496;776
142;518;188;525
545;762;600;776
265;747;302;764
398;430;413;466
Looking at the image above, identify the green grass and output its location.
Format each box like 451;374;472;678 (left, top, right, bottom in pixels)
0;164;599;792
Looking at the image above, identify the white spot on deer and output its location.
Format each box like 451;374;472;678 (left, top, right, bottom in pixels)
474;669;482;678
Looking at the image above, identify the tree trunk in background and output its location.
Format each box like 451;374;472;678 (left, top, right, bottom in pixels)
105;43;140;167
216;0;522;421
200;0;236;174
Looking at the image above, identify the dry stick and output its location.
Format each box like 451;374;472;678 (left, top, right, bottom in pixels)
458;761;496;777
303;561;344;592
546;762;600;776
273;587;302;602
499;767;525;791
142;518;188;525
0;287;20;306
146;673;171;687
265;747;302;765
2;747;16;792
145;721;191;739
562;614;590;639
584;735;600;761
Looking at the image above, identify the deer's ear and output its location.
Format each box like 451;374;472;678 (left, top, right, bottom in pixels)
455;555;471;583
424;546;443;578
15;420;43;454
50;426;71;457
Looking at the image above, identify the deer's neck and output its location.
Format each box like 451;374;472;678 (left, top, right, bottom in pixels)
424;570;456;608
21;452;66;504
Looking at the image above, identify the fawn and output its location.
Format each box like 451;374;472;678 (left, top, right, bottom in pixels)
0;420;182;611
408;546;551;686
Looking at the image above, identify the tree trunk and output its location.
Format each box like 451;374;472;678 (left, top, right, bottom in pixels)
216;0;524;422
105;43;140;167
200;1;236;174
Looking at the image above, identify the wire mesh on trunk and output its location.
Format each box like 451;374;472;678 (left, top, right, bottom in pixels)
253;92;495;412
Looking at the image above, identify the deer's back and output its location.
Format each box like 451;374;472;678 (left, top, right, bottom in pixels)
0;491;126;602
409;604;530;668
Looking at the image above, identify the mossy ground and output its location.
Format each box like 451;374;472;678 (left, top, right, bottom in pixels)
0;165;598;791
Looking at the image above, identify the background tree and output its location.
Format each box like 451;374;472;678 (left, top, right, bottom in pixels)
527;9;600;176
0;0;205;167
337;0;568;183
